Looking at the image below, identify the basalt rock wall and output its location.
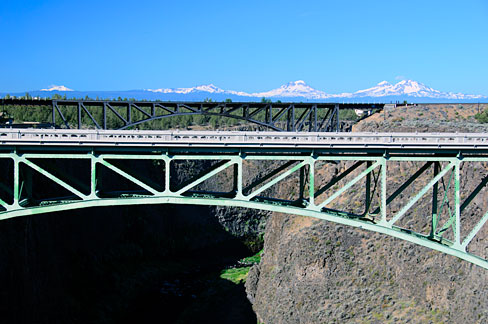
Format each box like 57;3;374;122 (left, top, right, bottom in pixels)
246;104;488;323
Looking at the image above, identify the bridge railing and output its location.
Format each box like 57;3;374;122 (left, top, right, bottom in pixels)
2;129;488;149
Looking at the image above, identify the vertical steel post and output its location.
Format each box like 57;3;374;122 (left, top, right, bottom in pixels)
335;104;340;132
266;104;273;125
313;104;317;132
233;163;239;196
78;102;82;129
236;157;243;198
52;101;56;126
430;162;439;238
13;156;19;208
163;155;171;194
309;158;315;206
127;103;132;125
307;107;311;131
299;165;305;200
380;157;387;224
291;105;296;131
286;106;292;131
286;108;289;131
454;158;461;248
103;102;107;130
90;155;97;198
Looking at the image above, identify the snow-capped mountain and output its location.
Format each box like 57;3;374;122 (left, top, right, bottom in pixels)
144;79;485;101
147;84;249;97
4;80;486;102
250;80;329;99
146;80;337;99
40;85;73;91
147;80;329;99
352;80;485;100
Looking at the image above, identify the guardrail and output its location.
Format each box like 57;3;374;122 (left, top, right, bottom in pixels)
2;129;488;150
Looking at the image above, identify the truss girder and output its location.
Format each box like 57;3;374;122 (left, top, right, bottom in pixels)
1;99;384;132
1;150;488;269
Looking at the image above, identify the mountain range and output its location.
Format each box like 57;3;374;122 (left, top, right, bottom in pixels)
2;80;486;103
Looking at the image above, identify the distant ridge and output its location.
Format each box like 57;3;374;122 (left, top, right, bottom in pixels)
2;80;486;103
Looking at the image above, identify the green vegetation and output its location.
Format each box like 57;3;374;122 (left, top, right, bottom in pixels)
220;266;251;284
475;110;488;123
220;249;262;284
338;108;361;121
240;249;263;265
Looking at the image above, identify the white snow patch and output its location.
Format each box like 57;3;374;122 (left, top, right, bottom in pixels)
146;83;254;97
251;80;331;99
40;85;74;91
145;80;486;100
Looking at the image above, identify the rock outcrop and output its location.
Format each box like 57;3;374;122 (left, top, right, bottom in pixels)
246;104;488;323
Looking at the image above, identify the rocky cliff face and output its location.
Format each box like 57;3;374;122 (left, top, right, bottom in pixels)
246;104;488;323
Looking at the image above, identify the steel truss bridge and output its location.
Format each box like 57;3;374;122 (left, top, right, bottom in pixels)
1;129;488;269
1;99;384;132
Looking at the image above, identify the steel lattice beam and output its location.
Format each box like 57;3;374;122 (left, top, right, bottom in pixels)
0;99;384;132
1;144;488;270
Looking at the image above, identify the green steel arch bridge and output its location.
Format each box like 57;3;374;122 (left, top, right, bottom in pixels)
1;129;488;269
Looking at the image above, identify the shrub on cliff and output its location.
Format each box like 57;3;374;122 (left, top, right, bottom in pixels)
475;110;488;123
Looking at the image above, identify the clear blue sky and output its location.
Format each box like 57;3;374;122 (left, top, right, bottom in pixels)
1;0;487;95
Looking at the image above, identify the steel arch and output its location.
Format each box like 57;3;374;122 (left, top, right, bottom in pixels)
1;149;488;269
1;195;486;269
116;112;283;131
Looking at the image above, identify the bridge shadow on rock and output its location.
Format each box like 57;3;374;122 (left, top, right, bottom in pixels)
0;203;258;324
